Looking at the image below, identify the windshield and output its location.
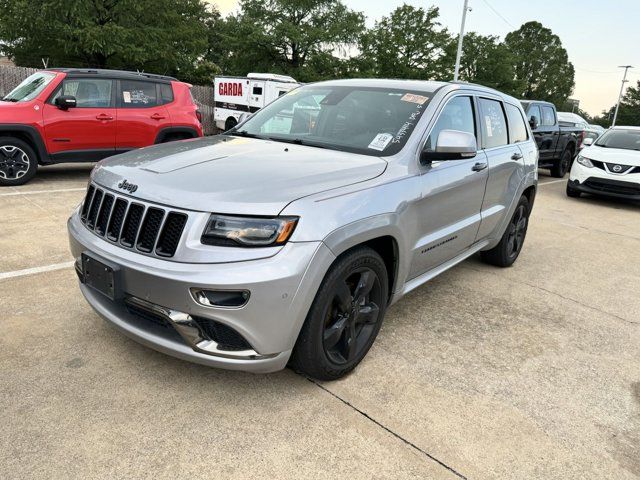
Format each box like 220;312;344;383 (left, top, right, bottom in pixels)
595;129;640;150
231;85;435;156
2;72;56;103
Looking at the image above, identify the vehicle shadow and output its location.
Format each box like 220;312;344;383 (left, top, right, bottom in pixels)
35;163;94;184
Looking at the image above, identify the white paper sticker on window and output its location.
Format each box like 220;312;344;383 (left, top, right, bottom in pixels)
368;133;394;151
401;93;429;105
123;91;131;103
484;116;493;137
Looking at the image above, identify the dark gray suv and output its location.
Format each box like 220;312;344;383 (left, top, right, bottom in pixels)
68;79;538;380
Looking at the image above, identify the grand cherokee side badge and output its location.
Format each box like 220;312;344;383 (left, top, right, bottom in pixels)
118;179;138;193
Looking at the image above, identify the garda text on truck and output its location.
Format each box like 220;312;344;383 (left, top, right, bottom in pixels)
214;73;300;131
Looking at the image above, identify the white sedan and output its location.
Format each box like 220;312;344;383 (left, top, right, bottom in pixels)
567;126;640;200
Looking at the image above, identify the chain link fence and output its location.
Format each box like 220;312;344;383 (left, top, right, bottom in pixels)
0;65;218;135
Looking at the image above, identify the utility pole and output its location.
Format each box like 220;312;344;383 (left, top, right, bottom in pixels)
612;65;633;127
453;0;471;82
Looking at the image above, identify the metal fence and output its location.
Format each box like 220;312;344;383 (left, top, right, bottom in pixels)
0;65;218;135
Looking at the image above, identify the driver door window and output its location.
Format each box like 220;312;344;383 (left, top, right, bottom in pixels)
52;79;113;108
425;96;476;151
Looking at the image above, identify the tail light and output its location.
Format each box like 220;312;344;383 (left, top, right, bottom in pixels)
578;129;586;147
195;109;202;123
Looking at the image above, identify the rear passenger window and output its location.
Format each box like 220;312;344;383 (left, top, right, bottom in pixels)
425;96;476;151
160;83;174;104
119;80;158;107
505;103;529;143
478;98;508;149
541;106;556;126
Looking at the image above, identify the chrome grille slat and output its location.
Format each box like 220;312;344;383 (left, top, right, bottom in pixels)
80;183;187;258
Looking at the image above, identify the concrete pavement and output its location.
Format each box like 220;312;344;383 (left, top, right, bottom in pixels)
1;166;639;479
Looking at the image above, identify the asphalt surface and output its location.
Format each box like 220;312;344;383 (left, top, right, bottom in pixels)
1;164;639;479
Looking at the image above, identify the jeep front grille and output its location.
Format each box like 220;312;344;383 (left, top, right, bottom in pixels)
80;183;188;258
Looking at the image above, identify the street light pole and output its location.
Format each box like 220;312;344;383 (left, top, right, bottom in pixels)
612;65;633;127
453;0;470;82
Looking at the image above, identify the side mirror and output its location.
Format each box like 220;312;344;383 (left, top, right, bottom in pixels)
582;137;594;147
55;95;77;110
421;129;477;163
529;116;539;130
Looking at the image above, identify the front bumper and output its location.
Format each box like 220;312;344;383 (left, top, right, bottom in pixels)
569;161;640;200
68;212;335;373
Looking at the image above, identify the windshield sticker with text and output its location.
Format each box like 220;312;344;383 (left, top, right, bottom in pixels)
368;133;394;151
401;93;429;105
393;104;425;144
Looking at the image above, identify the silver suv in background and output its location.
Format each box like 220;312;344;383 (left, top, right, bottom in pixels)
68;79;538;380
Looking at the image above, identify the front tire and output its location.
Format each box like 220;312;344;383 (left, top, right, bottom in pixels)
291;247;389;381
566;182;581;198
481;195;530;268
0;137;38;186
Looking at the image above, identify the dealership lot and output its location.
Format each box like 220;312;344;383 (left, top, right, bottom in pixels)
1;166;639;479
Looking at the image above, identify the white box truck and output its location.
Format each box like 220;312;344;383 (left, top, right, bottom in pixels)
214;73;300;131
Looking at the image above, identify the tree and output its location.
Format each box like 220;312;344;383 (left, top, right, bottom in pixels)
220;0;364;81
0;0;216;84
441;32;522;94
598;80;640;126
358;5;450;80
504;21;575;105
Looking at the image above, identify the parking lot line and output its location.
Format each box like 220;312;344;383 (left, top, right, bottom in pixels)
0;187;86;197
0;261;74;281
538;179;567;186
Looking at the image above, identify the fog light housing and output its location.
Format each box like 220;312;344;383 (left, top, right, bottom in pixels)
191;288;250;308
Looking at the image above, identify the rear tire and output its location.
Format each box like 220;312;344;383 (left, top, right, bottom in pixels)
550;148;572;178
224;117;238;131
0;136;38;186
290;246;389;381
480;195;530;268
566;182;581;198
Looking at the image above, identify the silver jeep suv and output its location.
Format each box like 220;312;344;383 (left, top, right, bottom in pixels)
68;79;538;380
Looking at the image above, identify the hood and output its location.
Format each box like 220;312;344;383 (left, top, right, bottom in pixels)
582;145;640;166
92;135;387;215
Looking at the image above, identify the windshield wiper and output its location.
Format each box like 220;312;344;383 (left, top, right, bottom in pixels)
266;136;330;150
227;130;265;139
2;97;18;102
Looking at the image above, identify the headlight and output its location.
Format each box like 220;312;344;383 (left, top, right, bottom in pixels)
201;214;298;247
576;155;594;168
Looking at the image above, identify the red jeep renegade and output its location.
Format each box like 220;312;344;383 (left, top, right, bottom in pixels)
0;68;203;186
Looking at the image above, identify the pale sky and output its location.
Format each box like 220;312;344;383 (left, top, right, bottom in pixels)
210;0;640;116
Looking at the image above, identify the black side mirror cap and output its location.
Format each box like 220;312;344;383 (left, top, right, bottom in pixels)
55;95;77;110
529;116;539;130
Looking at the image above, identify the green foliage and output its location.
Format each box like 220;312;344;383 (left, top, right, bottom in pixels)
0;0;216;84
219;0;365;82
504;21;575;105
358;5;449;80
442;32;522;94
0;0;582;108
597;80;640;127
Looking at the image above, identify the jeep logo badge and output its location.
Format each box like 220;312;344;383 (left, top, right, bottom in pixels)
612;164;623;173
117;179;138;193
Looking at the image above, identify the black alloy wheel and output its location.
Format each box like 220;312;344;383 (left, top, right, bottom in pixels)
322;268;382;365
506;203;528;261
291;246;389;380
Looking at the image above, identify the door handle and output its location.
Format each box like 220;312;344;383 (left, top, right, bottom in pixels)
96;114;113;121
471;162;488;172
150;113;166;120
511;152;523;160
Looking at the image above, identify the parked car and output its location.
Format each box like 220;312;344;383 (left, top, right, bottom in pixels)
588;124;606;135
567;126;640;200
521;101;584;177
557;111;589;128
68;79;538;380
0;68;203;186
